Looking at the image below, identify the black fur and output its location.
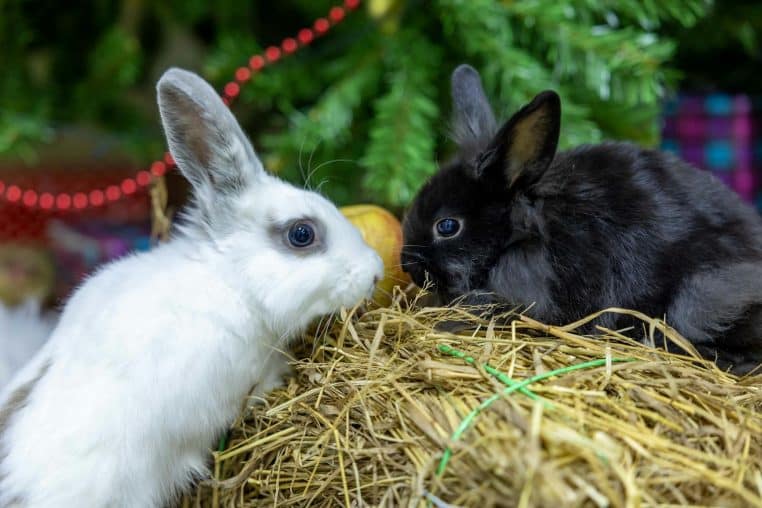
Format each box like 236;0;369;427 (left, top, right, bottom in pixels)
401;64;762;374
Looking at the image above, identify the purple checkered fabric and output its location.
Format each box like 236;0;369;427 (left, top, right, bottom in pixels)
661;94;762;210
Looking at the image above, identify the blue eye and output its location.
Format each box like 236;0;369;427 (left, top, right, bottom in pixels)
288;222;315;247
435;218;461;237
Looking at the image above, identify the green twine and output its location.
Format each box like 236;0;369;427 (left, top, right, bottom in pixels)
435;344;634;477
437;344;544;403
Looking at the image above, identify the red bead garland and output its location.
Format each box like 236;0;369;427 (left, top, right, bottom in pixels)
73;193;88;209
56;194;71;210
298;28;314;45
314;18;330;34
282;37;298;54
136;171;151;186
7;186;21;203
106;186;121;201
89;190;104;207
0;0;361;212
121;179;137;195
264;46;281;63
223;82;240;98
249;55;265;71
329;7;345;22
235;67;251;82
22;190;37;207
39;193;55;209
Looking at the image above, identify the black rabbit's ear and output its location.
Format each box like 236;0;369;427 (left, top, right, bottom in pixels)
451;64;497;152
484;91;561;188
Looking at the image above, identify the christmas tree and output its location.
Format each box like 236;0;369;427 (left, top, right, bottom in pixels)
1;0;713;211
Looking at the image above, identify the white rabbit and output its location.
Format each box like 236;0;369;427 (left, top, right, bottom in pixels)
0;68;383;508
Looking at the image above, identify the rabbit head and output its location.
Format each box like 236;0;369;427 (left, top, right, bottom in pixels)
158;69;384;334
401;64;560;302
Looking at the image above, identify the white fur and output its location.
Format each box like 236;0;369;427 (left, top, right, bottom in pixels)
0;68;383;508
0;300;56;390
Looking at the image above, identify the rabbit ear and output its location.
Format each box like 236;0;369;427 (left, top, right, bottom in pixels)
482;90;561;188
157;68;264;201
451;64;497;152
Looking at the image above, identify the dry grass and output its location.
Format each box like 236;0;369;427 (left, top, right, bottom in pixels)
181;296;762;507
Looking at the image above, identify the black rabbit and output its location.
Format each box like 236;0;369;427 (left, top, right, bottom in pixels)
401;64;762;374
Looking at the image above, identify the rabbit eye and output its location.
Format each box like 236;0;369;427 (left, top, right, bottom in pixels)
288;222;315;247
435;218;461;238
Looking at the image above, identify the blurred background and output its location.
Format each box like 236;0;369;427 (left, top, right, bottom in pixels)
0;0;761;308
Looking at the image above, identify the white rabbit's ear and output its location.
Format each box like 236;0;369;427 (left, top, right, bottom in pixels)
157;68;263;201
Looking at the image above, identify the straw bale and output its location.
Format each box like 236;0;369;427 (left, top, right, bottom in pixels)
182;299;762;507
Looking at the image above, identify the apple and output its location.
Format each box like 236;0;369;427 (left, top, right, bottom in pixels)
340;204;411;305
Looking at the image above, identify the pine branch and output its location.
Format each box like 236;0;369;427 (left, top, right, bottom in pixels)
506;1;678;104
563;0;710;29
361;31;441;207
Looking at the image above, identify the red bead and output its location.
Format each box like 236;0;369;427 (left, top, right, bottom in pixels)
56;194;71;210
151;161;167;177
329;6;345;22
121;179;137;195
298;28;314;45
265;46;281;62
235;67;251;82
249;55;265;70
345;0;360;9
136;170;152;186
89;190;105;207
39;193;54;209
106;185;121;201
22;190;37;207
282;37;298;53
6;185;21;202
163;152;175;166
224;82;240;98
314;18;330;34
0;181;5;195
73;193;88;209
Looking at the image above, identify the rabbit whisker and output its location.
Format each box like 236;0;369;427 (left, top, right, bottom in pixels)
310;158;358;177
305;139;326;189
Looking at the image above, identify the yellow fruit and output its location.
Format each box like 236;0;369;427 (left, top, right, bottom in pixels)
340;204;411;305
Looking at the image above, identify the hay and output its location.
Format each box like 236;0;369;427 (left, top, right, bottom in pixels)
182;298;762;507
